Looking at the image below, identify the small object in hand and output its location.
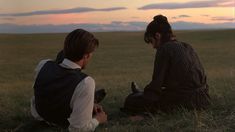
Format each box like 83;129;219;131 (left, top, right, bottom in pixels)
129;115;144;121
131;82;141;93
93;104;103;115
94;89;106;103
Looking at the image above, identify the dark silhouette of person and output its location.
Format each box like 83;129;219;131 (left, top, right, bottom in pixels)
122;15;210;115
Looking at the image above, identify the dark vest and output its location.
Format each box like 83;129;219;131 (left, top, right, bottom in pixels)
33;61;87;127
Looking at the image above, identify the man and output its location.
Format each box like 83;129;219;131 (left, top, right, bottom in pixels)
122;15;210;114
31;29;107;131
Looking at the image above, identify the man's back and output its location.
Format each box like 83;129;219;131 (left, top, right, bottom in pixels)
31;29;107;131
34;61;87;127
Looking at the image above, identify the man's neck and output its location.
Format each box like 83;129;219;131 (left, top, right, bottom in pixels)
76;60;84;69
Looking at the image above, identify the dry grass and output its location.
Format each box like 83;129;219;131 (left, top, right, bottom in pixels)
0;29;235;131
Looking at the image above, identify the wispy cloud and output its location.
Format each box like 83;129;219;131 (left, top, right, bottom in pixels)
0;7;127;17
179;15;191;18
172;15;191;19
1;21;234;33
138;0;234;10
131;16;139;19
0;17;15;20
201;14;210;17
0;21;147;33
211;16;235;22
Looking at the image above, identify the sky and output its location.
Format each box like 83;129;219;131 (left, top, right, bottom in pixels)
0;0;234;33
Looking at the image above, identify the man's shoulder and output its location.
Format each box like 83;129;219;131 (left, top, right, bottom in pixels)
83;76;95;86
74;76;95;96
75;76;95;88
38;59;52;64
35;59;52;72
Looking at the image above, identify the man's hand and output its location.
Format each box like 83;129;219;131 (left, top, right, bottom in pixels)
94;110;107;124
93;104;107;124
93;104;103;114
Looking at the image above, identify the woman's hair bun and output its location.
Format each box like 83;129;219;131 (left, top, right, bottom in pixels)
153;15;168;23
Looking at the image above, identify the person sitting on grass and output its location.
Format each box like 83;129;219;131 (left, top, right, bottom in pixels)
122;15;210;115
31;29;107;131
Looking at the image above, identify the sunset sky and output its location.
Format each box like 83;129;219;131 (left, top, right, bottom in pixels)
0;0;234;32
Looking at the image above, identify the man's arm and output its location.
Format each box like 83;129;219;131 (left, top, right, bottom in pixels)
68;77;107;132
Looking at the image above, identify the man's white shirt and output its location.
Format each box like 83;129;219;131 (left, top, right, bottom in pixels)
31;58;99;132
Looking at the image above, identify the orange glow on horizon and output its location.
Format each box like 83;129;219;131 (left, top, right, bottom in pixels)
0;6;234;25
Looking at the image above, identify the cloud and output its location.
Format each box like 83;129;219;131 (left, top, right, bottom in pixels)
172;21;235;30
138;0;234;10
0;22;147;33
0;17;15;20
0;7;127;17
211;17;235;22
131;16;139;19
179;15;191;18
201;14;210;17
172;15;191;19
0;21;234;33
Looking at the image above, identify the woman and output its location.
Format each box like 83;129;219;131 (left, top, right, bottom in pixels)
122;15;210;114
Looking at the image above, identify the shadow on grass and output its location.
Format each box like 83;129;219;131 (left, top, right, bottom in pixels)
14;120;67;132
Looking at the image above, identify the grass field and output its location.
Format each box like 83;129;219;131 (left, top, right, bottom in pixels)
0;29;235;132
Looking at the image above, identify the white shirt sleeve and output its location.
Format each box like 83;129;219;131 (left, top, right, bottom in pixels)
68;76;99;132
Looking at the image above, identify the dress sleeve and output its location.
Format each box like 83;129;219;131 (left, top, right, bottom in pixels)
144;46;170;101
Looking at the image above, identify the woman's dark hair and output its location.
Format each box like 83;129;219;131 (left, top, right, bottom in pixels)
144;15;175;44
63;29;99;62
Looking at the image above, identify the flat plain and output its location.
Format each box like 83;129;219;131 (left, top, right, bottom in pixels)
0;29;234;132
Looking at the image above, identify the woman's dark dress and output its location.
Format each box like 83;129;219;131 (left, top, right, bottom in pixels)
123;40;210;113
